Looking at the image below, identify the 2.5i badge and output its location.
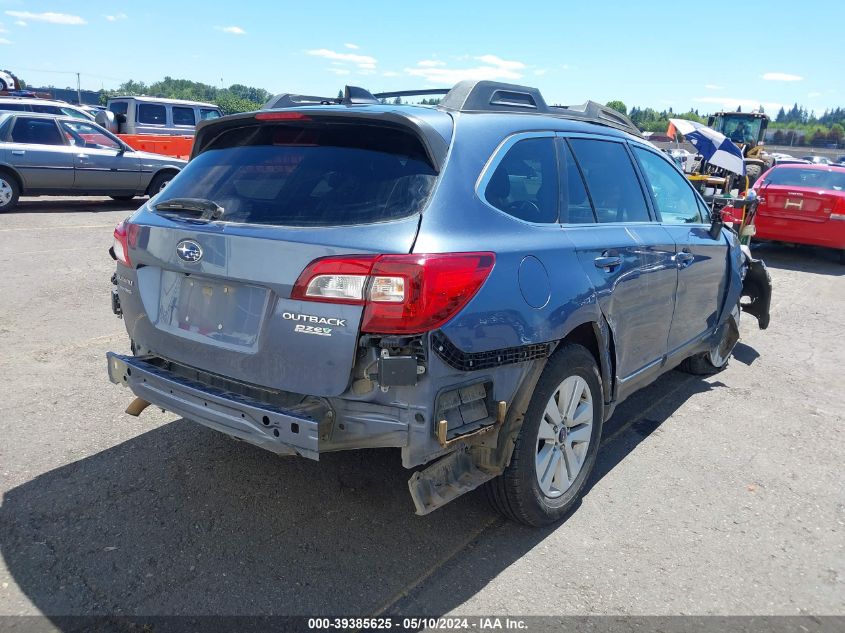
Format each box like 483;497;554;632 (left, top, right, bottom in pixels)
283;311;346;337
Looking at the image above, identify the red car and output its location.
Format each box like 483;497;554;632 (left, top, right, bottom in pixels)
725;164;845;264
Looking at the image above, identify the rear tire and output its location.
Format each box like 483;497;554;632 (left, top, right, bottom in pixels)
147;171;176;197
485;343;604;526
679;309;739;375
0;171;20;213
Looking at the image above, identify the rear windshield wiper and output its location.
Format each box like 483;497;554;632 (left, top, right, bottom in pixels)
154;198;225;222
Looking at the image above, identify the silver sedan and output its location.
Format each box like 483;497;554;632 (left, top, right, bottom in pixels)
0;112;187;212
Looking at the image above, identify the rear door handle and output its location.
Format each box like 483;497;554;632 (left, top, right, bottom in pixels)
594;255;622;270
76;154;89;159
11;150;25;156
676;251;695;268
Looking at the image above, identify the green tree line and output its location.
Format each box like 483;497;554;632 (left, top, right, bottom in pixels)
85;74;845;147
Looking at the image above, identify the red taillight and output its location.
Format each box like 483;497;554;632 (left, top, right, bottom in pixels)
291;255;377;305
292;252;496;334
112;220;138;267
255;112;312;121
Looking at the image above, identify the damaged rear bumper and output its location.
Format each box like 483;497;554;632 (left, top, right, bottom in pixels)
107;352;322;459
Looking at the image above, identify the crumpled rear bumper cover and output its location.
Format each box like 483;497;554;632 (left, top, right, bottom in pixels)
106;352;320;459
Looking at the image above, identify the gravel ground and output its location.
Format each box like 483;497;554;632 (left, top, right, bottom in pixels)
0;197;843;622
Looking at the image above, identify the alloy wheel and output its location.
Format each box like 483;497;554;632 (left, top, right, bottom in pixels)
535;375;594;498
0;179;12;206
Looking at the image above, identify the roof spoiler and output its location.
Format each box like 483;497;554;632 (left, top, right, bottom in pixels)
262;81;641;137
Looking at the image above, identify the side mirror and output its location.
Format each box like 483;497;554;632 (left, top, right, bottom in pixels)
708;208;724;240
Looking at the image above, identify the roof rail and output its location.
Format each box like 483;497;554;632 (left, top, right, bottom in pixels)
438;80;547;113
374;88;450;100
262;93;338;109
549;100;641;136
434;80;641;136
261;81;641;137
263;85;382;109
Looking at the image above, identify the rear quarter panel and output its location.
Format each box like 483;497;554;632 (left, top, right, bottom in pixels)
413;115;603;353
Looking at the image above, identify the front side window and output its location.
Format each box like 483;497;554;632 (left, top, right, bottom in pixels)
200;108;222;120
137;103;166;125
633;146;703;224
483;137;558;223
173;107;196;126
60;120;122;151
60;107;91;120
10;117;64;145
568;139;650;223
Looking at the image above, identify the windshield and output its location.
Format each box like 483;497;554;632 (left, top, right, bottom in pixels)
714;115;763;144
156;122;437;226
764;168;845;191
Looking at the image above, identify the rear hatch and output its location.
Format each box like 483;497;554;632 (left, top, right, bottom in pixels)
758;167;845;223
115;107;452;396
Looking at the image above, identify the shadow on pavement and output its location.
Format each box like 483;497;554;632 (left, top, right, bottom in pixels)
0;369;729;621
12;197;144;214
751;241;844;276
732;342;760;366
386;370;730;614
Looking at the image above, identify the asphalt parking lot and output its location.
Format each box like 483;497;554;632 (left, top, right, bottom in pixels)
0;196;843;621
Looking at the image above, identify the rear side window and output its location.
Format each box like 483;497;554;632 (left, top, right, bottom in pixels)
0;103;28;112
173;106;196;126
632;146;703;224
484;137;558;223
10;117;64;145
155;122;438;227
568;139;650;223
137;103;166;125
200;108;221;120
31;104;62;115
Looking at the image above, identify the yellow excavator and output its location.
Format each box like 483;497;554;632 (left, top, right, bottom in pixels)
707;110;773;187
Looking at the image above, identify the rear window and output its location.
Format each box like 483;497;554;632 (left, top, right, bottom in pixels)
156;122;438;226
764;167;845;191
109;102;129;116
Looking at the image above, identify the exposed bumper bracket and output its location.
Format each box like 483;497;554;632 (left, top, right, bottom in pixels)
107;352;321;459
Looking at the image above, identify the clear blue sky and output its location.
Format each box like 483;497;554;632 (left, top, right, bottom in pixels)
2;0;842;116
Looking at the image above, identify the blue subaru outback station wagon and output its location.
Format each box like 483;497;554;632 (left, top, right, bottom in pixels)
107;81;771;526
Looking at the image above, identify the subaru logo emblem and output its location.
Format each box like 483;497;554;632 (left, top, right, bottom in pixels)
176;239;203;263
